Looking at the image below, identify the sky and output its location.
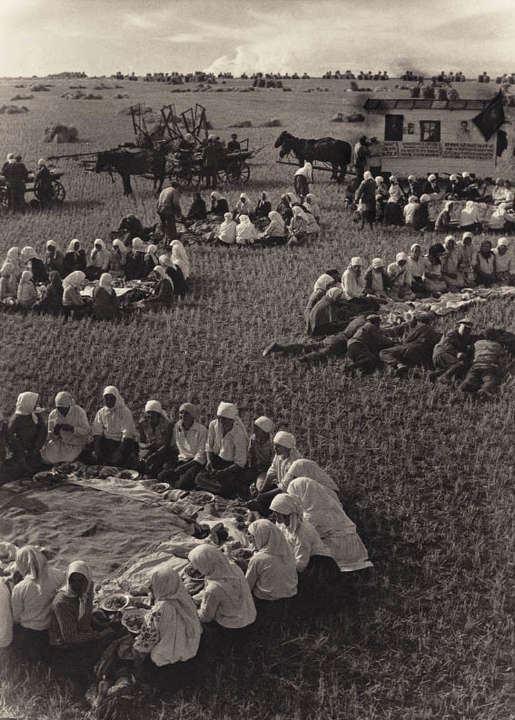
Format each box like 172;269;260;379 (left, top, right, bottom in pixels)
0;0;513;78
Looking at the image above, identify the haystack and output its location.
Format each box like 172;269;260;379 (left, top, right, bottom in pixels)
0;105;29;114
31;83;52;92
44;125;80;143
230;120;252;128
262;118;282;127
10;95;33;101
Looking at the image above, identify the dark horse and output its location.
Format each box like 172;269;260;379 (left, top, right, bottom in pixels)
95;146;168;195
274;131;352;182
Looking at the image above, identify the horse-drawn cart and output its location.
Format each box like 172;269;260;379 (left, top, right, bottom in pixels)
0;170;66;212
168;138;254;188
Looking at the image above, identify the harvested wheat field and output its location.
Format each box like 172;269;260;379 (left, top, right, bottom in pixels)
0;74;513;720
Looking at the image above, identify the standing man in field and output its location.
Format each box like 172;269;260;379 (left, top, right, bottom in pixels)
157;183;182;242
202;137;219;190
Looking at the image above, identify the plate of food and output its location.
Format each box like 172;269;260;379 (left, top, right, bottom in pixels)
150;482;170;494
121;608;147;634
118;469;140;481
100;593;131;613
187;491;215;505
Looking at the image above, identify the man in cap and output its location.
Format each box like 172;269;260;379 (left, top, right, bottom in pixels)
379;311;441;375
354;136;370;182
227;133;241;154
1;152;24;212
202;137;219;189
156;183;182;241
346;314;407;374
198;401;248;498
431;317;477;382
354;171;377;230
459;329;507;397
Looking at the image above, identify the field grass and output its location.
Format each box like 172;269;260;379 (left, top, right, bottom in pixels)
0;77;513;720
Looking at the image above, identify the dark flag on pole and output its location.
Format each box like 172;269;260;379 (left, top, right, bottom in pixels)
472;91;506;141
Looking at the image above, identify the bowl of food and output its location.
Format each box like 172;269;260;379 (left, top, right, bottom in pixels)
150;482;170;494
121;608;147;634
100;593;131;613
188;491;215;505
118;469;140;481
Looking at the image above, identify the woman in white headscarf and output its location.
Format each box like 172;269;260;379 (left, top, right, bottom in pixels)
0;261;17;300
92;272;120;321
144;265;175;309
20;246;48;284
170;239;190;280
6;392;47;480
12;546;64;657
216;212;237;245
247;431;301;514
137;399;174;476
49;561;95;645
235;193;251;218
246;519;298;602
305;193;320;223
133;562;202;668
188;545;256;629
304;272;338;318
2;247;21;281
288;205;310;244
62;270;89;318
280;458;339;495
460;200;481;233
125;237;147;281
260;211;286;246
158;253;187;298
110;238;128;276
45;240;65;276
87;238;110;280
457;232;476;287
143;244;160;276
17;269;38;309
236;214;259;246
63;238;87;276
270;493;334;575
41;391;91;464
288;477;373;572
92;386;139;467
200;402;248;498
434;200;454;234
407;243;426;295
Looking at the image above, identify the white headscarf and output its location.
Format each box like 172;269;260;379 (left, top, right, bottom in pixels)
99;272;113;290
15;392;42;423
144;399;169;420
153;265;174;286
273;431;296;449
131;237;146;253
60;560;92;620
20;246;37;263
62;270;86;289
270;493;305;533
248;519;295;561
287;477;355;536
236;215;258;243
170;240;190;279
218;213;237;244
66;239;81;254
281;458;339;494
265;211;285;236
314;273;336;292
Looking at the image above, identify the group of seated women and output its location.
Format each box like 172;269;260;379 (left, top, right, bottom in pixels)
0;395;371;697
185;189;321;246
352;172;515;234
303;234;513;335
0;237;191;318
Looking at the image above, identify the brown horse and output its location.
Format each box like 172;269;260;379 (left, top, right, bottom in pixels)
274;131;352;181
95;145;169;195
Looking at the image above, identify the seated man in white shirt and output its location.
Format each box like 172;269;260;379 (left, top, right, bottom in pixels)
196;402;248;498
158;403;207;489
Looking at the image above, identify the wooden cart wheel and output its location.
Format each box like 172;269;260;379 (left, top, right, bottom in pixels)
224;162;241;183
50;180;66;203
0;186;9;212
